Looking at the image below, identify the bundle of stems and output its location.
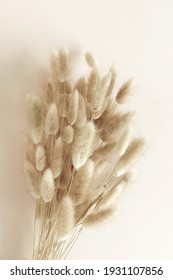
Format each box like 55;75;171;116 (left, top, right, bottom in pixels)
24;48;146;259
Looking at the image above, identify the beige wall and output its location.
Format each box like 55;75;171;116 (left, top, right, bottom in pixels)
0;0;173;259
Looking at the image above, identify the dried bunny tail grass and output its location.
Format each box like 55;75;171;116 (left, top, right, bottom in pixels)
75;77;87;98
24;160;41;199
75;93;87;128
101;96;117;120
116;79;133;104
119;170;135;184
56;81;73;94
87;67;100;103
95;181;125;212
92;72;112;112
104;111;135;135
58;47;70;82
44;79;55;104
94;160;108;177
116;137;146;175
92;99;107;120
101;72;113;95
85;52;96;68
35;144;46;171
58;94;69;117
51;137;63;178
51;47;70;84
92;142;117;162
70;159;94;205
44;103;59;135
84;207;114;226
106;66;116;96
57;151;73;190
116;127;131;156
40;168;55;202
61;125;74;144
27;95;43;144
72;122;96;169
57;196;74;237
67;89;79;125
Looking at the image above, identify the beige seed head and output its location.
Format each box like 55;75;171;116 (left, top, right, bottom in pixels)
45;79;55;104
94;160;108;177
115;171;135;187
58;94;69;117
116;79;133;104
58;47;70;82
106;66;116;96
95;181;124;212
87;67;100;103
75;77;87;98
44;103;59;135
51;137;63;178
62;125;74;144
101;96;117;120
92;142;117;163
40;168;55;203
35;144;46;171
85;52;96;67
57;196;74;237
104;111;134;135
75;93;87;128
91;72;112;112
70;159;94;205
24;160;41;199
84;207;114;226
92;99;107;119
27;95;43;144
67;89;79;125
57;80;73;94
72;122;96;169
116;127;131;156
116;137;146;175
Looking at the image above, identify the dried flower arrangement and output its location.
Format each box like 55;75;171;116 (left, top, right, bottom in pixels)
24;48;146;260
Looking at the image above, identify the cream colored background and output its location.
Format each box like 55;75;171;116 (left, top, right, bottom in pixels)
0;0;173;259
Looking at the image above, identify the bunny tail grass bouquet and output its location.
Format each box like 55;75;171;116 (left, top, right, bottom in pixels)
24;48;146;260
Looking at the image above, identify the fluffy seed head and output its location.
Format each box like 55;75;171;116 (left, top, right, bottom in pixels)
116;127;131;156
85;52;96;67
40;168;55;202
116;137;146;175
116;79;133;104
106;66;116;96
75;77;87;97
84;207;114;226
44;103;59;135
75;93;87;128
51;47;70;83
57;196;74;237
35;144;46;171
72;122;96;169
70;159;94;205
45;79;55;104
87;67;100;103
95;181;124;212
51;137;63;178
58;94;69;117
27;95;43;144
67;89;79;125
24;160;41;199
92;142;117;163
104;111;134;135
62;125;74;144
